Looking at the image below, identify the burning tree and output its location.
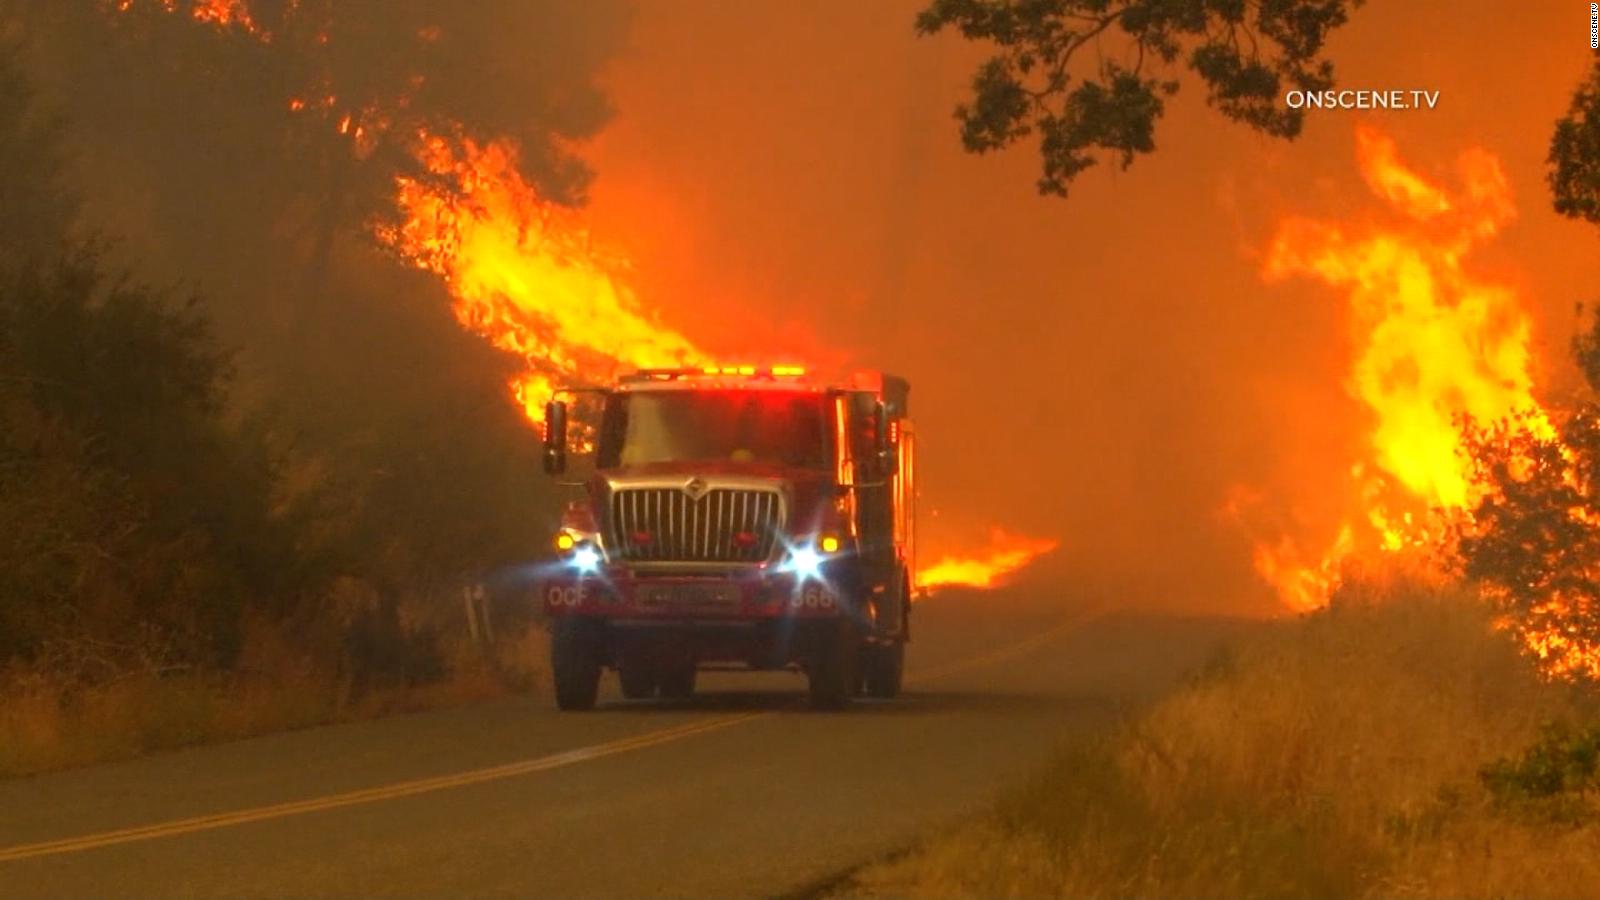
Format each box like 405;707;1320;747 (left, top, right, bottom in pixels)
1452;52;1600;677
1454;323;1600;681
0;0;656;685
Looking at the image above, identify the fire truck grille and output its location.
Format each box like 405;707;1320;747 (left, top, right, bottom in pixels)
609;488;783;563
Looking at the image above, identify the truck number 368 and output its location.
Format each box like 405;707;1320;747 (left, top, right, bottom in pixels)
793;585;834;609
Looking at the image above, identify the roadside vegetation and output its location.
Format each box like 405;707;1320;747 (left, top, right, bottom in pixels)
848;255;1600;898
847;581;1600;898
0;7;583;776
0;237;552;777
0;621;548;778
849;38;1600;895
847;270;1600;900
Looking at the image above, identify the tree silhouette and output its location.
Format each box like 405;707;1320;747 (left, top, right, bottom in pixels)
1550;53;1600;225
917;0;1359;196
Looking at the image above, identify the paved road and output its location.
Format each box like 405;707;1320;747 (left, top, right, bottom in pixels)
0;589;1244;898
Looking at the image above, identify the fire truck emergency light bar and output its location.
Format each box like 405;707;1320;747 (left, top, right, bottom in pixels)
621;365;808;382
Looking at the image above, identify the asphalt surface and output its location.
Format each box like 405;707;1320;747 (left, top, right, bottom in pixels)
0;589;1245;898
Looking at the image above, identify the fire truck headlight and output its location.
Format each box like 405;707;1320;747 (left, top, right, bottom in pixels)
571;545;601;574
782;546;825;580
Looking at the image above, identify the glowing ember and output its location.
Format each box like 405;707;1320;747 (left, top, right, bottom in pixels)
917;529;1058;594
114;0;261;32
377;132;711;422
188;0;255;30
1513;593;1600;681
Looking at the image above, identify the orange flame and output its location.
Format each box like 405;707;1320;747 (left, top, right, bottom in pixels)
110;0;1058;601
118;1;709;424
1243;125;1553;612
1515;592;1600;680
917;529;1058;594
1247;127;1600;678
377;132;711;421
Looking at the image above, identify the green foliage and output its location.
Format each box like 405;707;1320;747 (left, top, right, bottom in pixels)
915;0;1359;196
0;252;304;670
0;4;577;695
1481;721;1600;824
1550;54;1600;225
0;32;300;677
9;1;565;590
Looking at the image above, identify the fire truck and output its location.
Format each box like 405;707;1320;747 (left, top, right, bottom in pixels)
537;365;915;710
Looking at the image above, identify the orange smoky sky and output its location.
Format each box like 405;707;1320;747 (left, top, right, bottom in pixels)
578;1;1600;615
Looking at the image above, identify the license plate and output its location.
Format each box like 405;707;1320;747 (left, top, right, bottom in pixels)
638;583;740;610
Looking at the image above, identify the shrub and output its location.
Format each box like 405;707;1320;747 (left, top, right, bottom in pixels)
1480;721;1600;824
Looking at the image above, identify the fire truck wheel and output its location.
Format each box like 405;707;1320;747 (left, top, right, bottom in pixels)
551;618;602;711
618;661;658;700
807;621;859;710
863;641;904;698
658;660;697;699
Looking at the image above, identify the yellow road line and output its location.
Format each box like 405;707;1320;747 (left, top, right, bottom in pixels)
0;608;1098;864
0;714;764;864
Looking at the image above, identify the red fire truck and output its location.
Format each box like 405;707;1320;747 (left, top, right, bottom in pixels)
538;365;915;710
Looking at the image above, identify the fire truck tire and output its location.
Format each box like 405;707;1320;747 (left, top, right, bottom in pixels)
807;621;859;710
658;660;696;698
863;641;904;698
618;661;658;699
551;618;602;711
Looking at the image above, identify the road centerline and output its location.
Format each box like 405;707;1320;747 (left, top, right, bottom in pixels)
0;608;1098;865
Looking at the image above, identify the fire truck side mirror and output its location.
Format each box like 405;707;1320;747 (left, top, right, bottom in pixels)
543;400;568;475
873;401;898;477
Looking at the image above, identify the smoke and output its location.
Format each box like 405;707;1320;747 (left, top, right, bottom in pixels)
579;0;1600;614
9;1;1598;614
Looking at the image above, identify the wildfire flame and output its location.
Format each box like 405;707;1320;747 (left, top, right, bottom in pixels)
1243;125;1553;611
917;529;1059;594
1245;126;1600;677
111;0;1063;598
376;133;709;420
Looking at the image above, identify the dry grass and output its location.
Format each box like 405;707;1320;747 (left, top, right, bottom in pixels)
0;621;550;779
848;580;1600;899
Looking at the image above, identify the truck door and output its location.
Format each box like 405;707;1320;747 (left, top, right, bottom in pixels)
844;391;900;634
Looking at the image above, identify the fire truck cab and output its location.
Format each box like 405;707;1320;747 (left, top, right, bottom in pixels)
538;365;915;710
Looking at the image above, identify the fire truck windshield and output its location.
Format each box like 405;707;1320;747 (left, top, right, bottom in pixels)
597;390;828;469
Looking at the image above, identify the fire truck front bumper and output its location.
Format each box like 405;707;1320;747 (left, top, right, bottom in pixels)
540;568;847;620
